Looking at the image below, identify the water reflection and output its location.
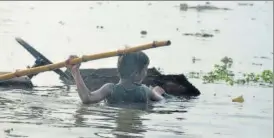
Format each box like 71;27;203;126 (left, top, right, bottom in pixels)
112;107;147;138
72;100;192;138
25;105;45;120
74;105;93;127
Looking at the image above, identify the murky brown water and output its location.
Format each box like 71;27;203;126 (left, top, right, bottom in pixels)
0;1;273;138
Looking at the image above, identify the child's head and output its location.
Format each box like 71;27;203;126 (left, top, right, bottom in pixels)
117;51;150;83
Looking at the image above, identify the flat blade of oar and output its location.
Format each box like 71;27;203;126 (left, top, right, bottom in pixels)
15;37;71;80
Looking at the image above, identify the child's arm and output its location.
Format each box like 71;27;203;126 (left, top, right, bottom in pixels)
71;68;113;104
143;85;165;101
150;86;165;101
67;55;113;104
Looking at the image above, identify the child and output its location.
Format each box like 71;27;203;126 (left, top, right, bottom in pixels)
66;51;165;104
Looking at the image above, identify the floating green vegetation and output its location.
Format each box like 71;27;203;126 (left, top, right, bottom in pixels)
188;56;273;87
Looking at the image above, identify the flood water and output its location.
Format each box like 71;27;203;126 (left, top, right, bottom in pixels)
0;1;273;138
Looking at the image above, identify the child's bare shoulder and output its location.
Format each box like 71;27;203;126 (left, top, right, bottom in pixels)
97;83;115;93
101;83;115;89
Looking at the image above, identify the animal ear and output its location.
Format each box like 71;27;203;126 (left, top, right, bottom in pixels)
177;74;188;82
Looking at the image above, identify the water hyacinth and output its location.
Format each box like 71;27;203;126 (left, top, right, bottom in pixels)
188;57;273;87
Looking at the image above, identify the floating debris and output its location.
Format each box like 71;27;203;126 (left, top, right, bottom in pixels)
238;3;248;6
193;5;231;11
96;2;102;5
96;26;104;29
192;57;201;63
187;71;201;79
7;134;28;138
214;29;220;33
251;18;256;20
183;33;214;38
148;3;152;6
179;3;231;12
180;3;188;11
238;3;254;6
4;128;13;133
260;56;271;59
232;95;244;103
252;63;263;66
58;21;65;25
221;56;233;68
140;30;147;35
257;56;270;60
176;117;185;120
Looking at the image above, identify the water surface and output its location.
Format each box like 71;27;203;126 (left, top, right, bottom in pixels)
0;1;273;138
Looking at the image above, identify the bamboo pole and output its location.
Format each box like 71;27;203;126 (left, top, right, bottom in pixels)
0;40;171;81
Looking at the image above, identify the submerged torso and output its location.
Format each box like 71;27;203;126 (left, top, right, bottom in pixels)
106;84;150;104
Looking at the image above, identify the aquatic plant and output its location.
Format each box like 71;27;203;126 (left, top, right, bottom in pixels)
188;57;273;87
260;70;273;84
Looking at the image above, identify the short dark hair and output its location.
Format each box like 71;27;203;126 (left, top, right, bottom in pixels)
117;51;150;79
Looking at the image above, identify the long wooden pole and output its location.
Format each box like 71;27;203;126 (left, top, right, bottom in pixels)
0;40;171;81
